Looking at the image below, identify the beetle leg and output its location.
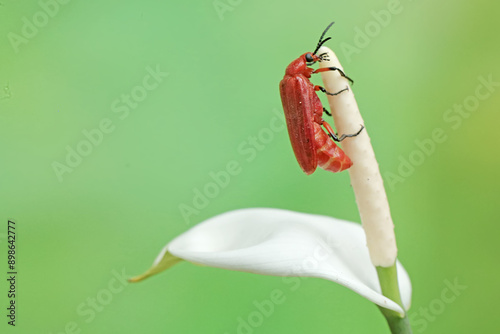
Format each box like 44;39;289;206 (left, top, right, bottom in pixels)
313;67;354;84
318;52;330;61
323;107;332;117
315;85;348;96
322;120;365;142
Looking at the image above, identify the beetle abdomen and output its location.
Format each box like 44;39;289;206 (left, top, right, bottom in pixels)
313;123;352;173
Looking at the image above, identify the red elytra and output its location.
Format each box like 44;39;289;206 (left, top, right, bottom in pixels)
279;22;363;175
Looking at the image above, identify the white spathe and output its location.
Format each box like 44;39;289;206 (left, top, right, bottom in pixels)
131;208;411;315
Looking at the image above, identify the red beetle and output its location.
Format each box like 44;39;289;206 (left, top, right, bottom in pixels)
279;22;364;175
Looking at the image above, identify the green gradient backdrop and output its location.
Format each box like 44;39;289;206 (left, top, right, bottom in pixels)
1;0;499;333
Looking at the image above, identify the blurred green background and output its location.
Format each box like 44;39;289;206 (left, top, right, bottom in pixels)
1;0;498;333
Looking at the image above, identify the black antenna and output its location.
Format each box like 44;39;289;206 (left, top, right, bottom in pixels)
313;21;335;55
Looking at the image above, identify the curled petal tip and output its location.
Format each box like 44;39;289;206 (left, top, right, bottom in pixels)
128;274;148;283
130;250;182;283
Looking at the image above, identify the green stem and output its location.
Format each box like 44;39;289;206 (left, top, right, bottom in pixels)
376;265;413;334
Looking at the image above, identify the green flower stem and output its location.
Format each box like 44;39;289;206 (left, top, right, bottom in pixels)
377;265;413;334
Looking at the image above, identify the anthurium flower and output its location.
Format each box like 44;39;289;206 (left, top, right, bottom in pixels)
130;208;411;315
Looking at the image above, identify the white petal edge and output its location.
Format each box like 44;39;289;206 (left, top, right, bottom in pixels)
132;208;412;315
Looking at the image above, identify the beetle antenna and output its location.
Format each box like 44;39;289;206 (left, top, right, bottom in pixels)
313;21;335;55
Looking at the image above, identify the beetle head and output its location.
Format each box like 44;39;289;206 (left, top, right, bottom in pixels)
295;21;336;71
284;22;336;77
